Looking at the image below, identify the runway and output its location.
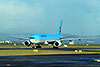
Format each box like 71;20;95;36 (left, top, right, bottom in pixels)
0;54;100;67
0;48;100;66
0;48;100;52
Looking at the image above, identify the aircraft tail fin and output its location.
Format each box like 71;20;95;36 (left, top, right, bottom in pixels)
57;20;62;35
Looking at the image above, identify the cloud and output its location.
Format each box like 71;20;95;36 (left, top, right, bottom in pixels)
0;0;100;35
0;0;45;33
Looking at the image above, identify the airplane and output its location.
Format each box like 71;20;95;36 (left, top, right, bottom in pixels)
23;20;81;48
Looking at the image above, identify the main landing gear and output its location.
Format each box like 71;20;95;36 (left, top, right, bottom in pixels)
32;44;41;49
53;46;58;49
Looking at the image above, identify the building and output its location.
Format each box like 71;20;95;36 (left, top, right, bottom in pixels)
0;40;12;43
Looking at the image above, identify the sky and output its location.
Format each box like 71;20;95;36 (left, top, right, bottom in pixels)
0;0;100;36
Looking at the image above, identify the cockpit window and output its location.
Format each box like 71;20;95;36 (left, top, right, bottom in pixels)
30;37;35;39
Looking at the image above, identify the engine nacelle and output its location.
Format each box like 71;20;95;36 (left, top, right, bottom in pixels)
53;40;62;47
44;41;48;44
44;40;62;47
24;41;31;47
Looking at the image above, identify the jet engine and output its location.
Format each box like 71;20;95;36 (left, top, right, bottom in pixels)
24;41;31;47
53;40;62;47
44;40;62;47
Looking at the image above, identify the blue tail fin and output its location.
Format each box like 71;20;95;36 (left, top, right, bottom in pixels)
57;20;62;35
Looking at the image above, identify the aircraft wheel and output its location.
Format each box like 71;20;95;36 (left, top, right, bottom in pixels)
36;45;41;48
32;46;35;49
53;46;58;49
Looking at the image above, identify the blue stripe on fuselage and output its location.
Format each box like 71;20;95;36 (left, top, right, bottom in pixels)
30;34;61;39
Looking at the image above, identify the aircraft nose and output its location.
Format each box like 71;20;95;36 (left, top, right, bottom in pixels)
30;39;33;42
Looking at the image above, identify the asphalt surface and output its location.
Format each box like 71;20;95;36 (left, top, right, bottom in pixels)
0;47;100;50
0;48;100;52
0;48;100;67
0;54;100;67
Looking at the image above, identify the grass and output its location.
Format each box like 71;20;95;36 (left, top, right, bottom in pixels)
0;43;31;48
0;50;72;56
63;43;100;48
0;43;100;56
0;49;100;56
1;43;100;48
83;49;100;52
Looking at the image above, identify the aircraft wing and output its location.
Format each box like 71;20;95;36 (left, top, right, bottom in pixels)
9;36;29;40
60;36;78;39
60;36;99;41
61;38;81;41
